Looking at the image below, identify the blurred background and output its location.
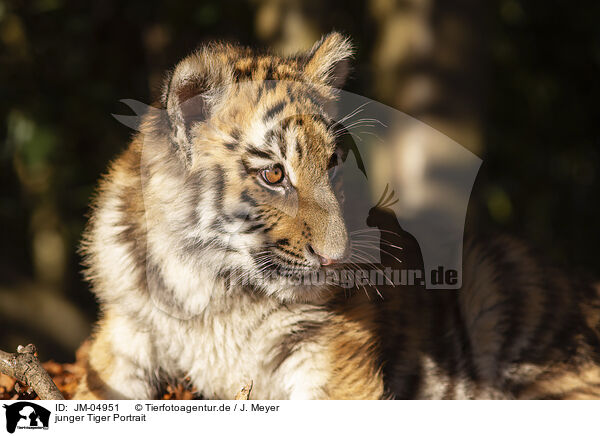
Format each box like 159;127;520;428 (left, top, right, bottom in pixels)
1;0;599;361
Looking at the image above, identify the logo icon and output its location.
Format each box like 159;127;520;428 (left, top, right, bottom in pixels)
3;402;51;434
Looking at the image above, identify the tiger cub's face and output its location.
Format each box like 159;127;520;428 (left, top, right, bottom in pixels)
150;33;354;302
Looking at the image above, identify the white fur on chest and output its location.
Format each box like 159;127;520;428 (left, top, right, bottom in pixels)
141;287;331;399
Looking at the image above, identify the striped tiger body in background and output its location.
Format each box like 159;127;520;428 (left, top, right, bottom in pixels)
356;228;600;399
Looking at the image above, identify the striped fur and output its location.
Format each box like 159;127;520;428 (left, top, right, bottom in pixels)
75;34;600;400
371;237;600;399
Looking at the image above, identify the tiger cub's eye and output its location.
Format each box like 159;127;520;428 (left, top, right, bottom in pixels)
261;165;285;185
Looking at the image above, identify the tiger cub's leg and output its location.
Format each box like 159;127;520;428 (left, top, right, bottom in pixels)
74;312;158;400
516;285;600;399
515;363;600;399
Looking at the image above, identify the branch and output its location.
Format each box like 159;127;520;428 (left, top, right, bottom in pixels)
0;344;64;400
234;381;253;400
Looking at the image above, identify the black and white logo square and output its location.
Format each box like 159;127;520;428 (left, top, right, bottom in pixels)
3;402;50;433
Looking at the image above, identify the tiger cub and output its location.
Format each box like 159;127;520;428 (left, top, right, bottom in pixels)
75;33;600;399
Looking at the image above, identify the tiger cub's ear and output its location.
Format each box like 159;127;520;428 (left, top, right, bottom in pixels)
161;48;233;160
303;32;354;89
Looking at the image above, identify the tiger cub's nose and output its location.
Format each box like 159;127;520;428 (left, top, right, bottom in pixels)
307;244;341;266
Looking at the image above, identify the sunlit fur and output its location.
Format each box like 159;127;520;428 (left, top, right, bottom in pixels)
75;34;600;400
75;33;384;399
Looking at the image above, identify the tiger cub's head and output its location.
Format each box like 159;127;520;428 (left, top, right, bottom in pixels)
143;33;353;302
